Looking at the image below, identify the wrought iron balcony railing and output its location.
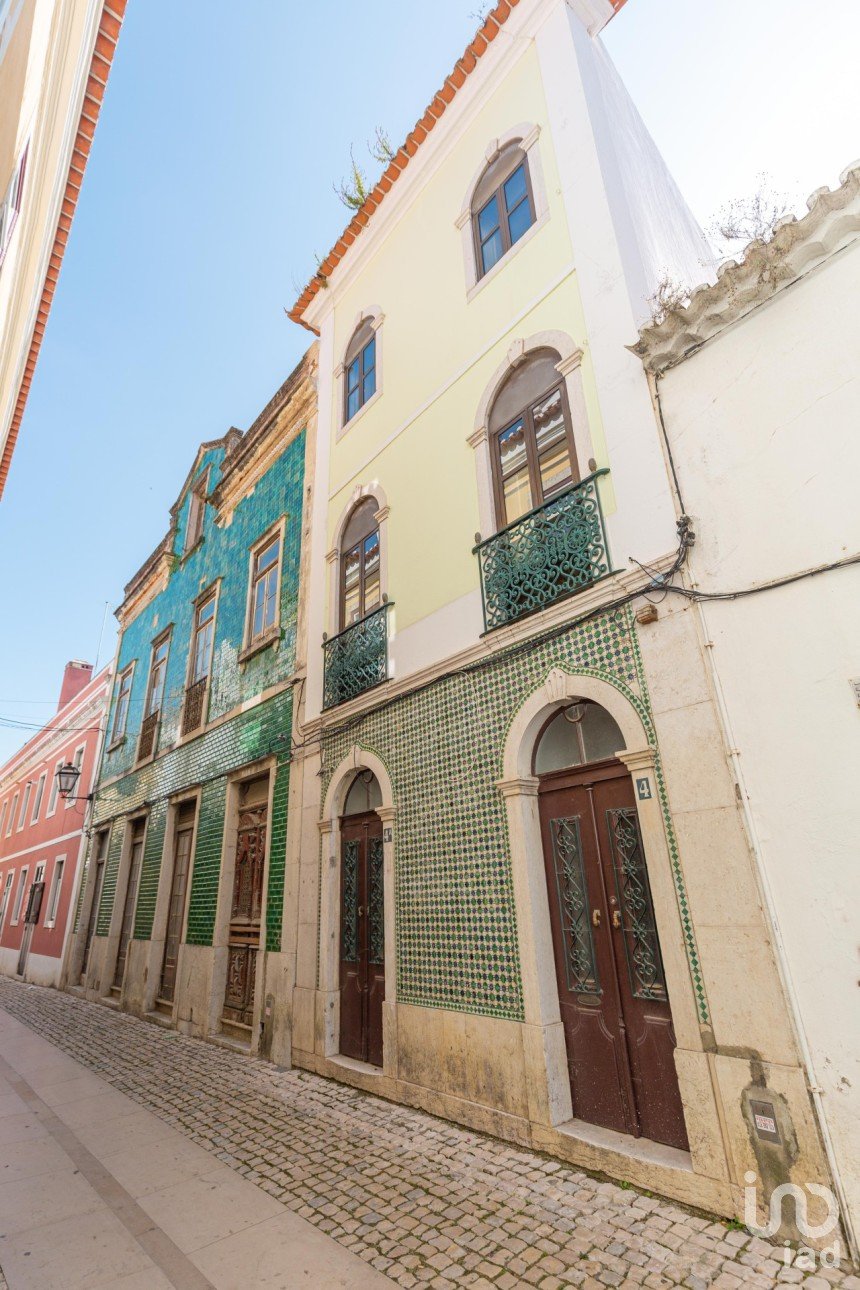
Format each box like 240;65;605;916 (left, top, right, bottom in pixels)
137;709;160;761
323;602;392;710
474;470;611;632
181;677;208;736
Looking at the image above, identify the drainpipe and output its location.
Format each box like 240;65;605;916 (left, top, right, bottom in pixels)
652;370;858;1262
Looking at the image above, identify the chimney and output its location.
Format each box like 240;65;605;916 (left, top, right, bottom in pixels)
58;660;93;711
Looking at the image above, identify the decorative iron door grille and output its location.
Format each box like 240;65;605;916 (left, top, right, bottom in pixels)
323;603;391;709
606;806;667;1001
222;805;266;1029
549;815;600;995
474;470;610;631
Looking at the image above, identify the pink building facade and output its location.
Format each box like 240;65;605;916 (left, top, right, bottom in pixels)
0;661;110;985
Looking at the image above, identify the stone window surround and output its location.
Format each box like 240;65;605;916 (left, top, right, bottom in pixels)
456;124;549;301
317;747;397;1080
239;515;287;662
325;483;390;641
176;580;222;748
469;330;596;539
334;307;385;441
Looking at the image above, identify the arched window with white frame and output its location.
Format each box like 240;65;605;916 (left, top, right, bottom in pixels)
457;125;547;294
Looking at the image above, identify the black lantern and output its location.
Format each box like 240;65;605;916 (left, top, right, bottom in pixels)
56;761;88;801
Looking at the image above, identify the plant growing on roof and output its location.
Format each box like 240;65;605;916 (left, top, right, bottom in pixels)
334;146;371;211
646;272;692;326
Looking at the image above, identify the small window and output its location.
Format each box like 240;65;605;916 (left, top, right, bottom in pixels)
46;858;65;925
340;498;381;628
191;594;216;684
64;747;85;808
11;867;28;923
489;350;579;526
46;761;62;817
343;321;377;424
0;802;6;837
6;793;17;836
249;533;281;642
472;145;535;280
534;702;625;775
112;666;133;742
145;637;170;717
184;471;209;554
31;772;46;824
0;871;13;933
17;783;31;830
0;144;27;267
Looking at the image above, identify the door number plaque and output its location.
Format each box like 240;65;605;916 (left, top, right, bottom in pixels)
635;777;652;801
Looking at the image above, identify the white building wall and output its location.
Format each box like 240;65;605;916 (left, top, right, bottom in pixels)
654;240;860;1244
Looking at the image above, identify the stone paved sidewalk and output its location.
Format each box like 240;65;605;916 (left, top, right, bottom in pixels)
0;979;854;1290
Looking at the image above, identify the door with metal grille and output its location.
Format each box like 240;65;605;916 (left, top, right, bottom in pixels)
113;820;145;991
222;802;266;1030
158;802;195;1004
539;760;688;1151
339;812;385;1067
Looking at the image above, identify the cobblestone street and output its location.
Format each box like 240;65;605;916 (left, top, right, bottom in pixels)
0;979;854;1289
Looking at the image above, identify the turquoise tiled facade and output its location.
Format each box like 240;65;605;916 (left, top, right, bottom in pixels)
90;427;307;956
319;606;709;1027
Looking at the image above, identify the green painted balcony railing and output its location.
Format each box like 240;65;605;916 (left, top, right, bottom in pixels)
322;602;392;710
474;470;611;632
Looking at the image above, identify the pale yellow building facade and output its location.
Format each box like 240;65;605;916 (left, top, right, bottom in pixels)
280;0;841;1243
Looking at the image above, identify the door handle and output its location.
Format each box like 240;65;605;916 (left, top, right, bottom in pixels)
611;909;622;929
591;909;601;927
357;906;364;916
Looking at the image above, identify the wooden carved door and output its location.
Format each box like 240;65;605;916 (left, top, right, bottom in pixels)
339;812;385;1067
158;802;195;1004
539;760;688;1151
113;820;145;991
222;802;266;1030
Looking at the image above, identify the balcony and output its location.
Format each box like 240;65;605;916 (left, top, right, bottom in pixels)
137;709;160;761
323;603;391;710
181;677;208;736
474;470;611;632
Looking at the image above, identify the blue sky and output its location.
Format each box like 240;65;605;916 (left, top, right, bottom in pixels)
0;0;858;759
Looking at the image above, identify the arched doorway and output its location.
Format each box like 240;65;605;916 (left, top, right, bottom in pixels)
339;770;385;1066
535;700;688;1150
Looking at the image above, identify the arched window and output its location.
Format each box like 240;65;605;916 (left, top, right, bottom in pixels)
340;497;381;628
533;701;625;775
343;769;383;816
471;142;535;280
489;349;579;526
343;318;377;424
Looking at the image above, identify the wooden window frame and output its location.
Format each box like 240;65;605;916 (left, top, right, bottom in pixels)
45;856;65;927
343;333;377;426
31;771;46;824
181;587;218;736
0;801;6;837
111;664;134;745
183;468;210;556
472;156;536;283
0;870;13;935
0;142;27;270
16;782;31;831
6;792;17;837
46;760;63;818
246;529;282;649
11;866;28;924
339;514;381;631
489;377;579;528
144;633;171;719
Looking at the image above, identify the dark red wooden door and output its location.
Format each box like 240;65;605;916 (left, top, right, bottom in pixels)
539;759;688;1151
222;804;266;1029
340;812;384;1067
158;803;195;1004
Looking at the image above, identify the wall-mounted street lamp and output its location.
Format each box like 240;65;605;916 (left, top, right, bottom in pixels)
56;761;92;803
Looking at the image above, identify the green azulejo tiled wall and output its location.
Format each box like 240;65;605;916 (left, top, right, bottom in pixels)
320;607;709;1027
93;688;293;951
